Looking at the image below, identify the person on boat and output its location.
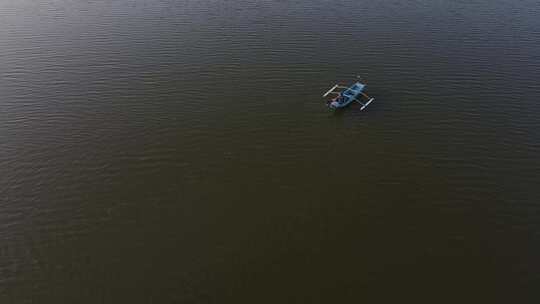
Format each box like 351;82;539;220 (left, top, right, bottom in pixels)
334;96;344;104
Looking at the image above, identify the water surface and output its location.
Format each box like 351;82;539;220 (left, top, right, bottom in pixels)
1;0;540;302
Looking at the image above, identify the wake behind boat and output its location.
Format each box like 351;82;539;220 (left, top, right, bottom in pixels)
323;80;374;110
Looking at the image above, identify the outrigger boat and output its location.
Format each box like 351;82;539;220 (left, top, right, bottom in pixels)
323;80;374;110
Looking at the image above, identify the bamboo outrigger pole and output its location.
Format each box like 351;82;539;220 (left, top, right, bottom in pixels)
323;84;339;97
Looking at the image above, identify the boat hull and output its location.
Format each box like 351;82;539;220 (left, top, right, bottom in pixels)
328;82;365;109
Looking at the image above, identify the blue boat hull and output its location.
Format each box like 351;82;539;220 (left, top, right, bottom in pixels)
328;82;366;109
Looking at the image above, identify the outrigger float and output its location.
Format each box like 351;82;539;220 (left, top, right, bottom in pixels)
323;80;374;110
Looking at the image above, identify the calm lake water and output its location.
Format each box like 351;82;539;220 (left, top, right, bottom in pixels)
2;0;540;302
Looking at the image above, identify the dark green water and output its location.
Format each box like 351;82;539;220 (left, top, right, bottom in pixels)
1;0;540;302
